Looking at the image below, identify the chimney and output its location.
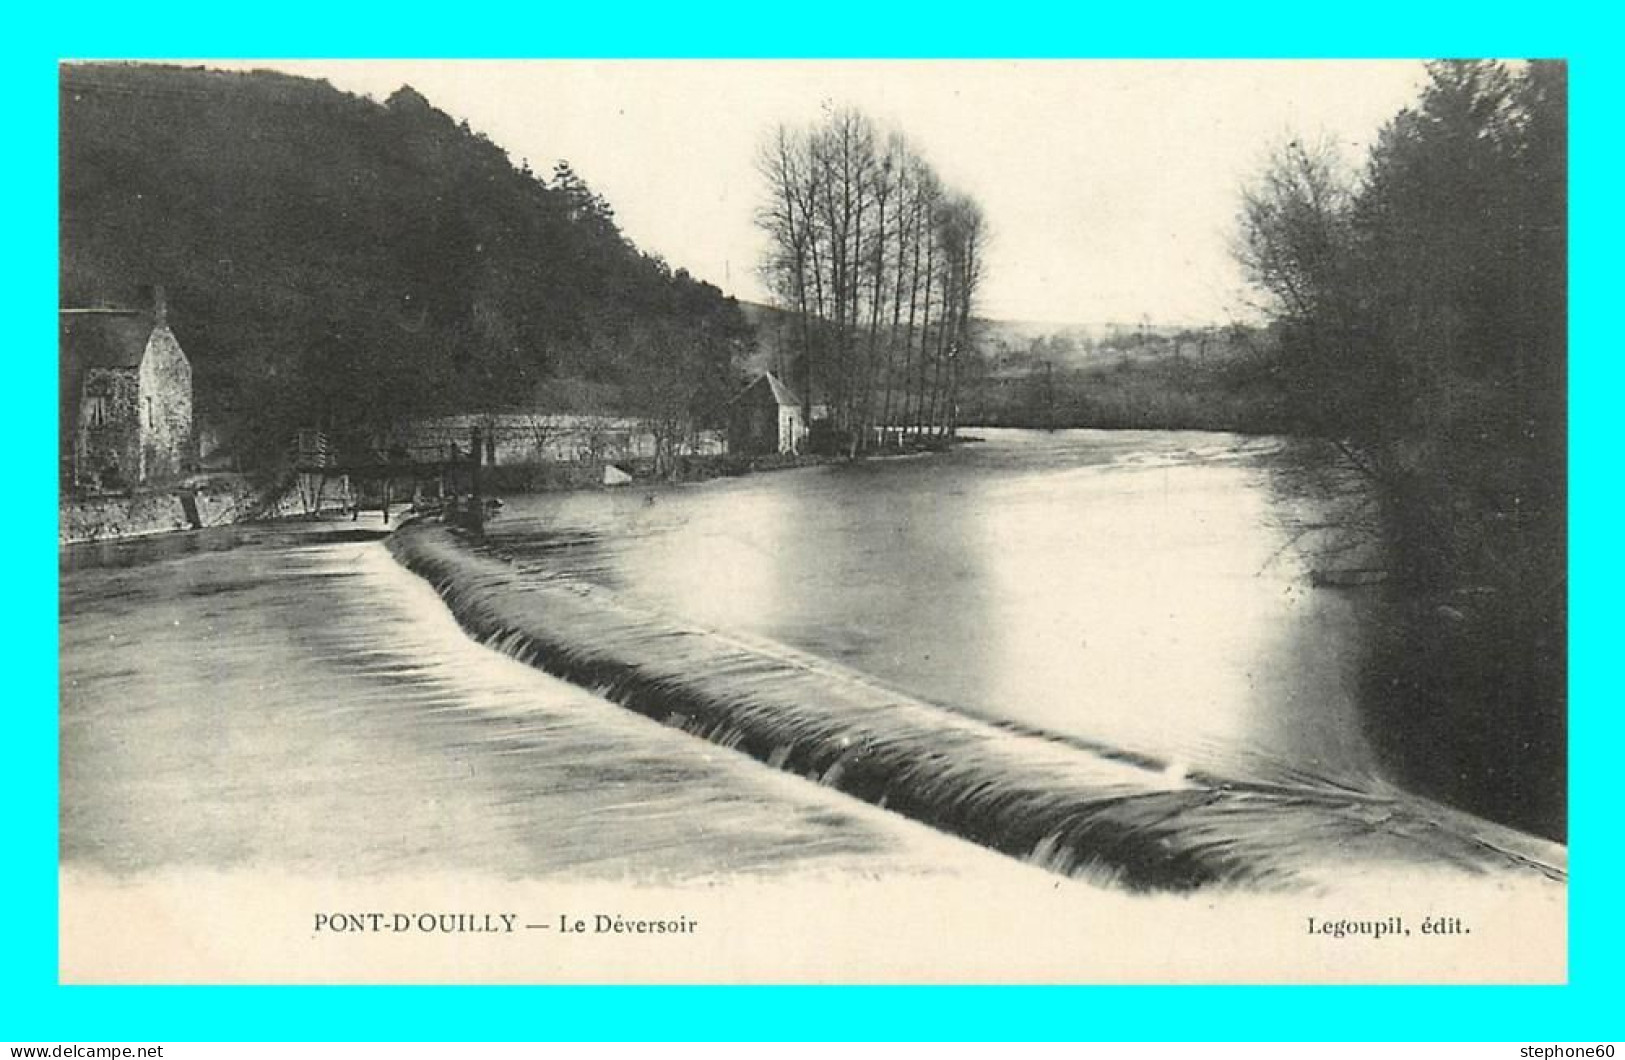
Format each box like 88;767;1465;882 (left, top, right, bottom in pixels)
152;284;168;325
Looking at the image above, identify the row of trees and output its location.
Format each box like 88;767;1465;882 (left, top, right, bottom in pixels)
755;107;987;452
1235;60;1566;836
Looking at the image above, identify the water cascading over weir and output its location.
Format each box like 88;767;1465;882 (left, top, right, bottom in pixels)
387;521;1566;892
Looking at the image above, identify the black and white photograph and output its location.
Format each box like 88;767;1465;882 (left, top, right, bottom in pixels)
57;58;1567;984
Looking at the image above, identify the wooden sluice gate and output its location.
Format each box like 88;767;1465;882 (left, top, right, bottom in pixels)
290;426;489;530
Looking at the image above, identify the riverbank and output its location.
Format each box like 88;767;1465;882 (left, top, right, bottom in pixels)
60;442;959;548
481;438;966;493
59;474;356;547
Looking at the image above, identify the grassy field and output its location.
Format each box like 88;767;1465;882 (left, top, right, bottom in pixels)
962;341;1297;435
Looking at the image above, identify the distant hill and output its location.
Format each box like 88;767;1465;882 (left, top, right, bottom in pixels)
978;317;1204;345
739;297;1240;375
60;62;751;468
735;294;1277;434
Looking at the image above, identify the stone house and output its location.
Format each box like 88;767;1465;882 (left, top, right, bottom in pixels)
726;371;805;456
62;289;193;490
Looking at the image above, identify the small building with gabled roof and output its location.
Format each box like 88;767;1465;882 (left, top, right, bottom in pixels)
726;371;805;456
61;287;193;490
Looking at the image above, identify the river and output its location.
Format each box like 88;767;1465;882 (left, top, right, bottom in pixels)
60;428;1557;888
60;520;1007;881
481;429;1384;793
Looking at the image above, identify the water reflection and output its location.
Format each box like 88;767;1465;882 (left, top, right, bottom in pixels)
489;430;1382;789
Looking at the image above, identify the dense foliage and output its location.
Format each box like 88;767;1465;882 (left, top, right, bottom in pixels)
1236;60;1567;835
1239;60;1565;589
60;63;752;468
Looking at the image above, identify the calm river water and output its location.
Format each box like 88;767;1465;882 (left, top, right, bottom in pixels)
484;428;1385;793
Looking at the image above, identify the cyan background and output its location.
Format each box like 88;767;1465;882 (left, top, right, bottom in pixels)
7;1;1613;1040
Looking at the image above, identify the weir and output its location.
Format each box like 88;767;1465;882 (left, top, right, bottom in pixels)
388;522;1566;892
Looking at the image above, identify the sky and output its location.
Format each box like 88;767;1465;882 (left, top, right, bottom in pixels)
204;59;1427;327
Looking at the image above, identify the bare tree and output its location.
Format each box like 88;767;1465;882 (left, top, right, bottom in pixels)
755;126;818;427
1234;135;1357;366
756;107;987;454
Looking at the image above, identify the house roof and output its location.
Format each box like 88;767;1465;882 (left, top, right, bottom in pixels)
60;310;155;370
763;372;801;409
729;371;801;409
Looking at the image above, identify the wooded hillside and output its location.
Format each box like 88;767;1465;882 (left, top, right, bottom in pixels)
60;63;752;468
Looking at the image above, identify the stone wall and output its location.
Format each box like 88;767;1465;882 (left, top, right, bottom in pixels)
60;475;351;546
189;476;350;528
75;368;141;490
61;491;192;544
137;325;193;482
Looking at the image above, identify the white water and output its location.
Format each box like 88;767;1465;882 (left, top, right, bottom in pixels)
60;521;1013;881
